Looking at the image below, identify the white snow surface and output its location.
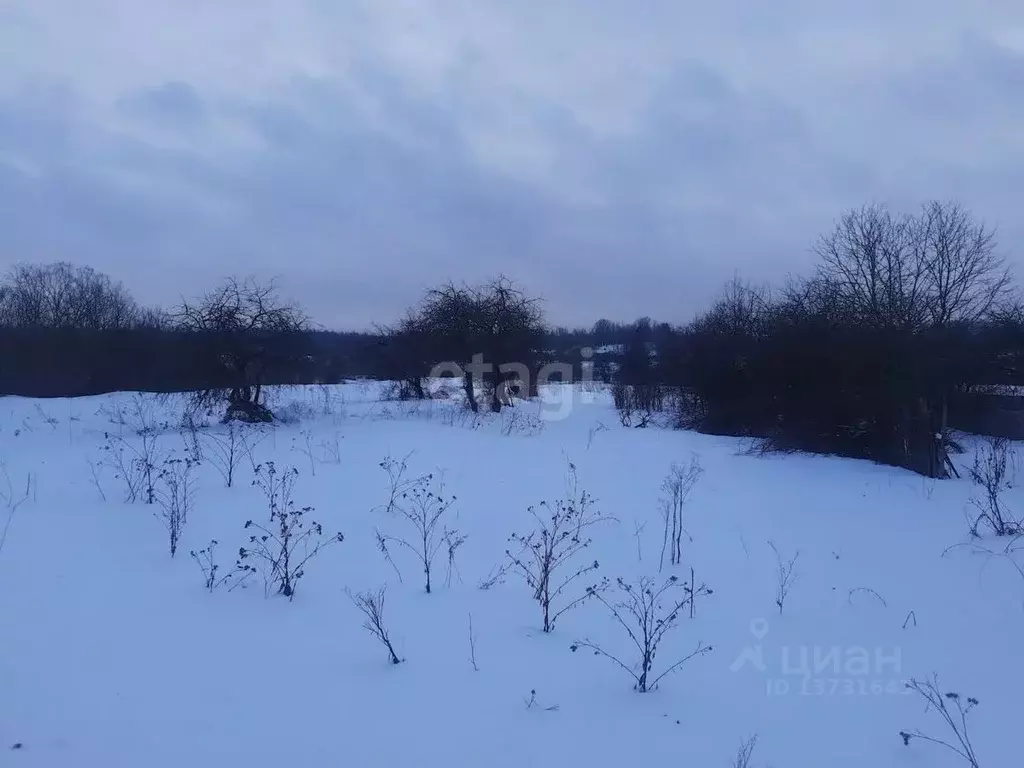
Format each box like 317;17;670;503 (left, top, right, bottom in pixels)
1;381;1021;767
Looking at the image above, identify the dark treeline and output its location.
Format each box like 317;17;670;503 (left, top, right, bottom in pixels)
612;201;1024;478
0;264;384;403
4;199;1024;477
0;326;385;399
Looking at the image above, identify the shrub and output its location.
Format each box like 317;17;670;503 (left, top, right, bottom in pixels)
202;421;267;488
571;574;713;692
349;586;403;665
239;463;343;600
99;429;166;504
732;735;759;768
900;674;981;768
968;436;1021;536
506;461;612;632
612;383;665;427
154;456;198;557
189;539;256;592
374;457;464;594
768;540;799;615
659;456;703;571
0;463;32;557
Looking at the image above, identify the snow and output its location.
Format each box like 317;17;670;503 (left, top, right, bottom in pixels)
1;382;1021;767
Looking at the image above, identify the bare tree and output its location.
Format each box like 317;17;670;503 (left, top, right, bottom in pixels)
816;201;1010;330
375;310;430;401
815;204;928;329
175;277;309;422
0;283;9;327
416;282;482;411
918;201;1010;327
705;276;775;337
475;276;547;411
400;276;546;413
0;262;141;329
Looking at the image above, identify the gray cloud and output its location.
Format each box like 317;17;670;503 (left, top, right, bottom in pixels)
1;2;1024;328
117;81;206;129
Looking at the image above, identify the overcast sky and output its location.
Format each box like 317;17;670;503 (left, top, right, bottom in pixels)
2;1;1023;329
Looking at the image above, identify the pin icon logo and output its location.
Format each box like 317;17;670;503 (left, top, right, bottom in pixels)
729;618;769;673
750;618;769;640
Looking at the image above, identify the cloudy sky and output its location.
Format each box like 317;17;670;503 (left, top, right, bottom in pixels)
2;1;1023;329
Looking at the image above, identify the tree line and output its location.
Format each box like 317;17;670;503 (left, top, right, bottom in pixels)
3;199;1023;476
615;201;1024;477
0;265;380;404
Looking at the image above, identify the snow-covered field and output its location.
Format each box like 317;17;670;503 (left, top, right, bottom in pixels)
1;382;1021;767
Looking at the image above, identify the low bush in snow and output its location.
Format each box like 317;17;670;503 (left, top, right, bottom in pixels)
571;574;713;693
900;674;981;768
0;462;32;557
612;382;667;428
153;455;198;558
239;462;343;600
189;539;256;592
506;460;613;632
348;585;403;665
659;455;703;571
373;455;465;594
967;436;1021;537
